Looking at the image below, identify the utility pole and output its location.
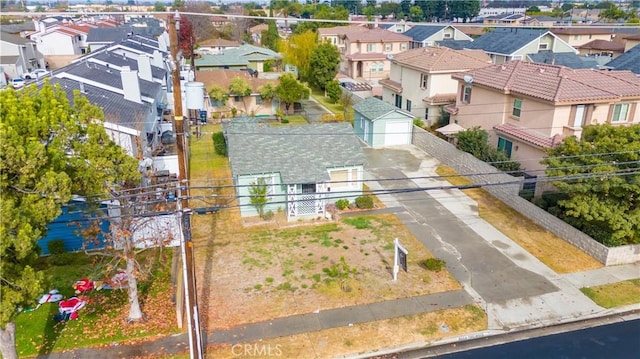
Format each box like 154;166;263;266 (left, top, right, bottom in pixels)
168;11;203;359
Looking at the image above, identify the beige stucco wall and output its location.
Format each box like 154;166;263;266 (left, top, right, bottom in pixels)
452;84;508;131
556;33;612;47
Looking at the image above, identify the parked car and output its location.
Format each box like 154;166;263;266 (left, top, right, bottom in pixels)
22;69;50;80
9;78;24;89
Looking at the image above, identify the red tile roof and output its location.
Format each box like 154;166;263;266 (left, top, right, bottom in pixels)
423;93;457;105
379;78;402;92
391;46;491;72
452;61;640;103
494;123;563;148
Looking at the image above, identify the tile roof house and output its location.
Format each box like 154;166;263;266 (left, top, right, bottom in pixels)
464;28;577;64
0;32;46;78
550;27;615;47
353;97;415;147
196;70;283;118
195;44;281;73
380;46;491;125
223;118;365;221
402;25;473;49
446;61;640;180
197;38;240;55
604;44;640;75
320;26;411;82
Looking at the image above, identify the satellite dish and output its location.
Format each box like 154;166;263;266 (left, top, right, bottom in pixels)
463;75;474;84
386;54;394;61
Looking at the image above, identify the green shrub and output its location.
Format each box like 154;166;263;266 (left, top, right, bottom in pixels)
212;131;227;156
263;210;274;221
413;118;425;128
281;118;290;123
335;199;349;210
325;79;342;103
424;258;446;272
355;196;374;209
47;239;66;255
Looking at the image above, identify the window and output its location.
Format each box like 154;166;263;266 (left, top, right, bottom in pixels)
301;183;316;194
401;43;407;50
512;99;522;117
425;108;429;120
611;103;629;122
395;94;403;108
462;85;472;104
444;32;452;39
385;43;392;51
574;35;582;40
370;62;376;72
234;96;242;102
497;138;513;158
539;43;549;50
256;96;263;105
573;105;586;127
367;43;375;52
406;99;412;112
420;74;428;89
377;62;384;71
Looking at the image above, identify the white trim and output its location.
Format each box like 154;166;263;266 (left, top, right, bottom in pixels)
102;121;141;136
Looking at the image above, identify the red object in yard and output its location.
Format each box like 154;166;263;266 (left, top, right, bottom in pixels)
72;278;94;293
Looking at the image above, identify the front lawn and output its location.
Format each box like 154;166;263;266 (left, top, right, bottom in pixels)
15;250;179;357
581;279;640;308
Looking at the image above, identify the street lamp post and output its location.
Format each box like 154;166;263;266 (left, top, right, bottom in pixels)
168;11;203;359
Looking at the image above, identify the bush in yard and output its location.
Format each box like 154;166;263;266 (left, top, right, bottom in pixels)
325;80;342;103
424;258;446;272
335;199;349;210
263;210;274;221
355;196;374;209
413;118;425;128
47;240;66;255
212;131;227;156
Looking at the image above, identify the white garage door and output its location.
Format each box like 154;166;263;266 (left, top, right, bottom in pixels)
384;121;410;146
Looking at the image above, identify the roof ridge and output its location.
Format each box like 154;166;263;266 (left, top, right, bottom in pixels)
566;69;638;97
503;61;521;91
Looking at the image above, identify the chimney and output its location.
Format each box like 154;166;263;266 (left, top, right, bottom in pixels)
137;54;153;82
120;66;142;103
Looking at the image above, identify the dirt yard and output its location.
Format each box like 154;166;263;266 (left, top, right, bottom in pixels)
192;211;460;331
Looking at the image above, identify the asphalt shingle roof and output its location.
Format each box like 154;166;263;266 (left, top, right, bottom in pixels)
195;44;280;67
353;97;398;120
604;44;640;74
527;52;600;69
0;31;33;45
48;78;150;131
223;118;365;184
403;25;446;42
464;28;554;55
436;40;473;50
90;51;167;80
452;61;640;103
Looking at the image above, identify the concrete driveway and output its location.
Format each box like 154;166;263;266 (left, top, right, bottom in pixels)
363;145;602;330
300;98;331;123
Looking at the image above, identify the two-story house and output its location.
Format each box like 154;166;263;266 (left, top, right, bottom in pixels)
380;46;491;125
550;27;615;48
0;32;46;78
446;61;640;180
320;26;411;82
464;28;577;64
402;25;473;49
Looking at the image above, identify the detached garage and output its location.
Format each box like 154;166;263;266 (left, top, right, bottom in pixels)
353;97;415;148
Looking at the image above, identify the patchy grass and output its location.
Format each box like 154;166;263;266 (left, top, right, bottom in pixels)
581;279;640;308
435;165;602;274
310;87;354;121
206;305;487;358
15;250;179;357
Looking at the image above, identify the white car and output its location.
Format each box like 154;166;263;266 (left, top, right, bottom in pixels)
9;78;25;89
22;69;50;80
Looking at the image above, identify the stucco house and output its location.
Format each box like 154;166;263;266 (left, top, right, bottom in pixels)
577;39;625;58
223;118;365;221
0;32;46;78
550;27;615;48
464;28;577;64
319;26;411;82
353;97;415;147
196;70;283;118
402;25;473;49
380;46;491;125
445;61;640;183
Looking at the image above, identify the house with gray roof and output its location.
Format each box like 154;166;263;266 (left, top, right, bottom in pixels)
464;28;576;64
604;44;640;75
353;97;415;148
0;32;45;79
403;25;473;49
527;51;600;69
195;44;281;73
223;118;366;221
